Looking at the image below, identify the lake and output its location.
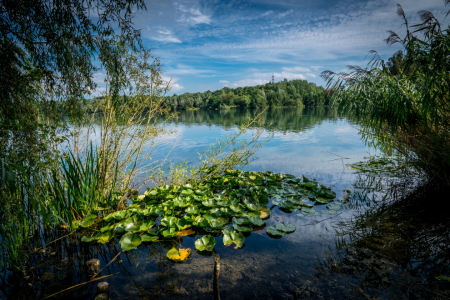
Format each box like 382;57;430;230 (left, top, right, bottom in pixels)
3;107;448;300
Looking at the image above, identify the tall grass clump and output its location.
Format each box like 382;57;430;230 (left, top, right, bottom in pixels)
322;2;450;187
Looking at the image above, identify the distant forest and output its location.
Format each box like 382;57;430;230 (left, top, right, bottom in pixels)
87;78;331;111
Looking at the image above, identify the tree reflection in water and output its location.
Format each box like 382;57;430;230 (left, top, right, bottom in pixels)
0;235;183;300
317;173;450;299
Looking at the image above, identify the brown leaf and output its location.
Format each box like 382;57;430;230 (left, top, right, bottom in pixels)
176;228;195;237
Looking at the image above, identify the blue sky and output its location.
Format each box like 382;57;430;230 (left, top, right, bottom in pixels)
94;0;449;95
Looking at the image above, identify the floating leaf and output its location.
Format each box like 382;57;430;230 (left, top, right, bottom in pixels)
161;227;179;238
229;203;246;214
161;217;179;227
233;216;252;226
223;231;245;249
195;235;216;251
79;214;97;228
297;207;319;217
194;217;209;227
248;216;265;226
141;234;158;242
176;228;195;237
81;235;99;242
119;233;142;251
210;217;229;229
97;230;115;244
202;199;215;207
275;222;296;233
167;247;191;261
177;218;192;230
266;226;285;237
139;220;155;232
233;224;252;232
185;206;199;214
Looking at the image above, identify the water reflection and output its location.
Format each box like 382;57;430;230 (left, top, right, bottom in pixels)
317;174;450;299
1;107;380;300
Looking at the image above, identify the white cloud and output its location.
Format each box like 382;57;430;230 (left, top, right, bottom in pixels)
279;9;293;18
163;76;184;92
176;4;211;25
231;78;269;87
261;10;273;17
283;66;310;72
220;80;229;85
150;27;182;43
310;66;323;71
254;71;306;81
306;73;316;78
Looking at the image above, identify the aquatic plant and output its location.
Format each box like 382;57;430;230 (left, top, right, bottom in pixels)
79;169;342;257
322;2;450;186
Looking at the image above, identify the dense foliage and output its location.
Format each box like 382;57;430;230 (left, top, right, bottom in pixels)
87;78;330;111
322;2;450;186
78;169;342;255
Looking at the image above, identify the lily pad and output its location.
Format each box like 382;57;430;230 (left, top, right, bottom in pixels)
229;203;246;214
161;217;179;227
233;224;252;232
248;216;265;226
161;227;179;238
210;217;229;229
275;222;296;233
266;226;286;237
185;206;199;214
167;247;191;261
223;231;245;249
141;234;158;242
119;233;142;251
233;216;252;226
79;214;97;228
297;207;319;217
195;235;216;251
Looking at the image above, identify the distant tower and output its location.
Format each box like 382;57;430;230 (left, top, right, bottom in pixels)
272;74;274;84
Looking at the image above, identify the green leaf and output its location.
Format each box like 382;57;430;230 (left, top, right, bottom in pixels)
275;222;296;233
177;218;192;230
195;235;216;251
161;227;179;238
229;203;246;214
194;217;210;227
266;226;286;237
210;217;228;229
79;214;97;228
233;216;252;226
185;206;199;214
248;216;265;226
161;217;179;227
139;220;155;232
141;234;158;242
233;224;252;232
202;199;216;207
81;235;99;242
297;207;319;217
223;231;245;249
119;233;142;251
97;230;115;244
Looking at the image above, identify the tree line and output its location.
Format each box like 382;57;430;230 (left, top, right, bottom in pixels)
86;78;331;112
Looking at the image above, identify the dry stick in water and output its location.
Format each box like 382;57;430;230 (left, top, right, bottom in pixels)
214;254;221;300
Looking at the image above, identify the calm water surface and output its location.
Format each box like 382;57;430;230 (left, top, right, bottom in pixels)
6;107;443;300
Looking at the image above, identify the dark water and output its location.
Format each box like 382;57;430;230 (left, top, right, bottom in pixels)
2;107;449;300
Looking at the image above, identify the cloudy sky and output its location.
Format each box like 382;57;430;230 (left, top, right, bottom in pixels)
101;0;449;95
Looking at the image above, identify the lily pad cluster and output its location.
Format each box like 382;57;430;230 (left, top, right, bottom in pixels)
345;156;406;177
78;169;338;254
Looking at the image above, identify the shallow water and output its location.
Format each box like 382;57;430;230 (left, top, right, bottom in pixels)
5;107;447;300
